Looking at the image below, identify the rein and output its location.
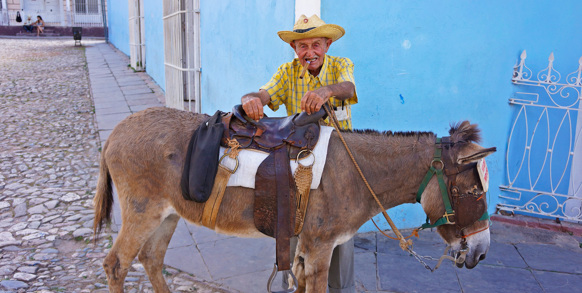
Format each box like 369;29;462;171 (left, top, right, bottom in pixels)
322;103;413;251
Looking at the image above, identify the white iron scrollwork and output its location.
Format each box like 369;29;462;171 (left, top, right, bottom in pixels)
500;51;582;222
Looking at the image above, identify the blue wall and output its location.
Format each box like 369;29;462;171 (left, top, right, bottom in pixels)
200;0;294;114
106;0;129;56
143;0;165;91
106;0;164;91
320;0;582;231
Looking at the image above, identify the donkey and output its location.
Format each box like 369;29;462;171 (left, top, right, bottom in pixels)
93;107;496;293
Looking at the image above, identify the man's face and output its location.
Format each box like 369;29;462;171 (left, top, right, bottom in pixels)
291;37;332;72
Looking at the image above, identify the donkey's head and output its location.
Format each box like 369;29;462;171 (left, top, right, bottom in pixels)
419;121;496;269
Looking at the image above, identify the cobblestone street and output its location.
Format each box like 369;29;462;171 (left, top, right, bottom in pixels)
0;39;227;293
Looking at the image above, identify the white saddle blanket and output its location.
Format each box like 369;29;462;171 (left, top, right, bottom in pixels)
218;126;334;189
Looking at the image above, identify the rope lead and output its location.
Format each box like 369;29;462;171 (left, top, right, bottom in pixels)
322;101;412;252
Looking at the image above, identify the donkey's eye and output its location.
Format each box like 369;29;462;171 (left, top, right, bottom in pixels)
467;185;482;196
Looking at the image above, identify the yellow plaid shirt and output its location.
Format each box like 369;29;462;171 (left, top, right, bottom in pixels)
261;55;358;130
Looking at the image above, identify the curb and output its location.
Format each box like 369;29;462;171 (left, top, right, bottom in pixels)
491;214;582;236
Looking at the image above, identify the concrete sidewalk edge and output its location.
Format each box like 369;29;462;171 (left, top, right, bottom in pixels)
491;213;582;236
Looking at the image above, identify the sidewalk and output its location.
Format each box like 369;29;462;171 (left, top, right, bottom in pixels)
85;41;582;293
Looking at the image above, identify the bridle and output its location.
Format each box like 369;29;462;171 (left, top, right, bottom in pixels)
414;136;490;268
407;136;491;270
415;137;489;235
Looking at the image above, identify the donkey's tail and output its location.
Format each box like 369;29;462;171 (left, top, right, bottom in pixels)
93;140;113;241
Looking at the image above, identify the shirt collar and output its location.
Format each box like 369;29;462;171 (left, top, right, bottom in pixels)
318;54;330;81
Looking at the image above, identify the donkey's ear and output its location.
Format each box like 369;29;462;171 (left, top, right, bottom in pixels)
457;147;497;165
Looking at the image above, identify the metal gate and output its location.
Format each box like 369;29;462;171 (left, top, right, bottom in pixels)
129;0;145;71
498;51;582;222
163;0;201;112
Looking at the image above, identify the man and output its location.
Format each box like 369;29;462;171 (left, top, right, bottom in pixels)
240;15;357;293
23;16;34;33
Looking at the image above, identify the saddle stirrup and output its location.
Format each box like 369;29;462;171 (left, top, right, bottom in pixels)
267;263;298;293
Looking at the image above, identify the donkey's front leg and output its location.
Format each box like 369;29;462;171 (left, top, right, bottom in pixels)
293;236;334;293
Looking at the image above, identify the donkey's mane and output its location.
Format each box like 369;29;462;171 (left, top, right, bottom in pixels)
345;128;435;138
343;120;481;144
449;121;481;143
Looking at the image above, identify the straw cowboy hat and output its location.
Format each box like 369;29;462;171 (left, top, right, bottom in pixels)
278;14;345;43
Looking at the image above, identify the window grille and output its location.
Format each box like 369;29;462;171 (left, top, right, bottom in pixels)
75;0;99;14
499;51;582;222
163;0;201;112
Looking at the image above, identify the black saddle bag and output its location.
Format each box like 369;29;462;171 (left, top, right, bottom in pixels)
181;110;225;202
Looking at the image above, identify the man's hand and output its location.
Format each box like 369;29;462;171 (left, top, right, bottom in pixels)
241;92;268;121
241;90;271;121
301;87;330;115
301;81;355;115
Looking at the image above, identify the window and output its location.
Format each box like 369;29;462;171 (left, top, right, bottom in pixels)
75;0;99;14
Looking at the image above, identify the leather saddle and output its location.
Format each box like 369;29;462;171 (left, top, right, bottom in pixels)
222;104;327;271
225;104;323;158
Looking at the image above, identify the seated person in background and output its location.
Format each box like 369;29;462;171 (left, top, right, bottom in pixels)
23;16;34;33
34;15;45;36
